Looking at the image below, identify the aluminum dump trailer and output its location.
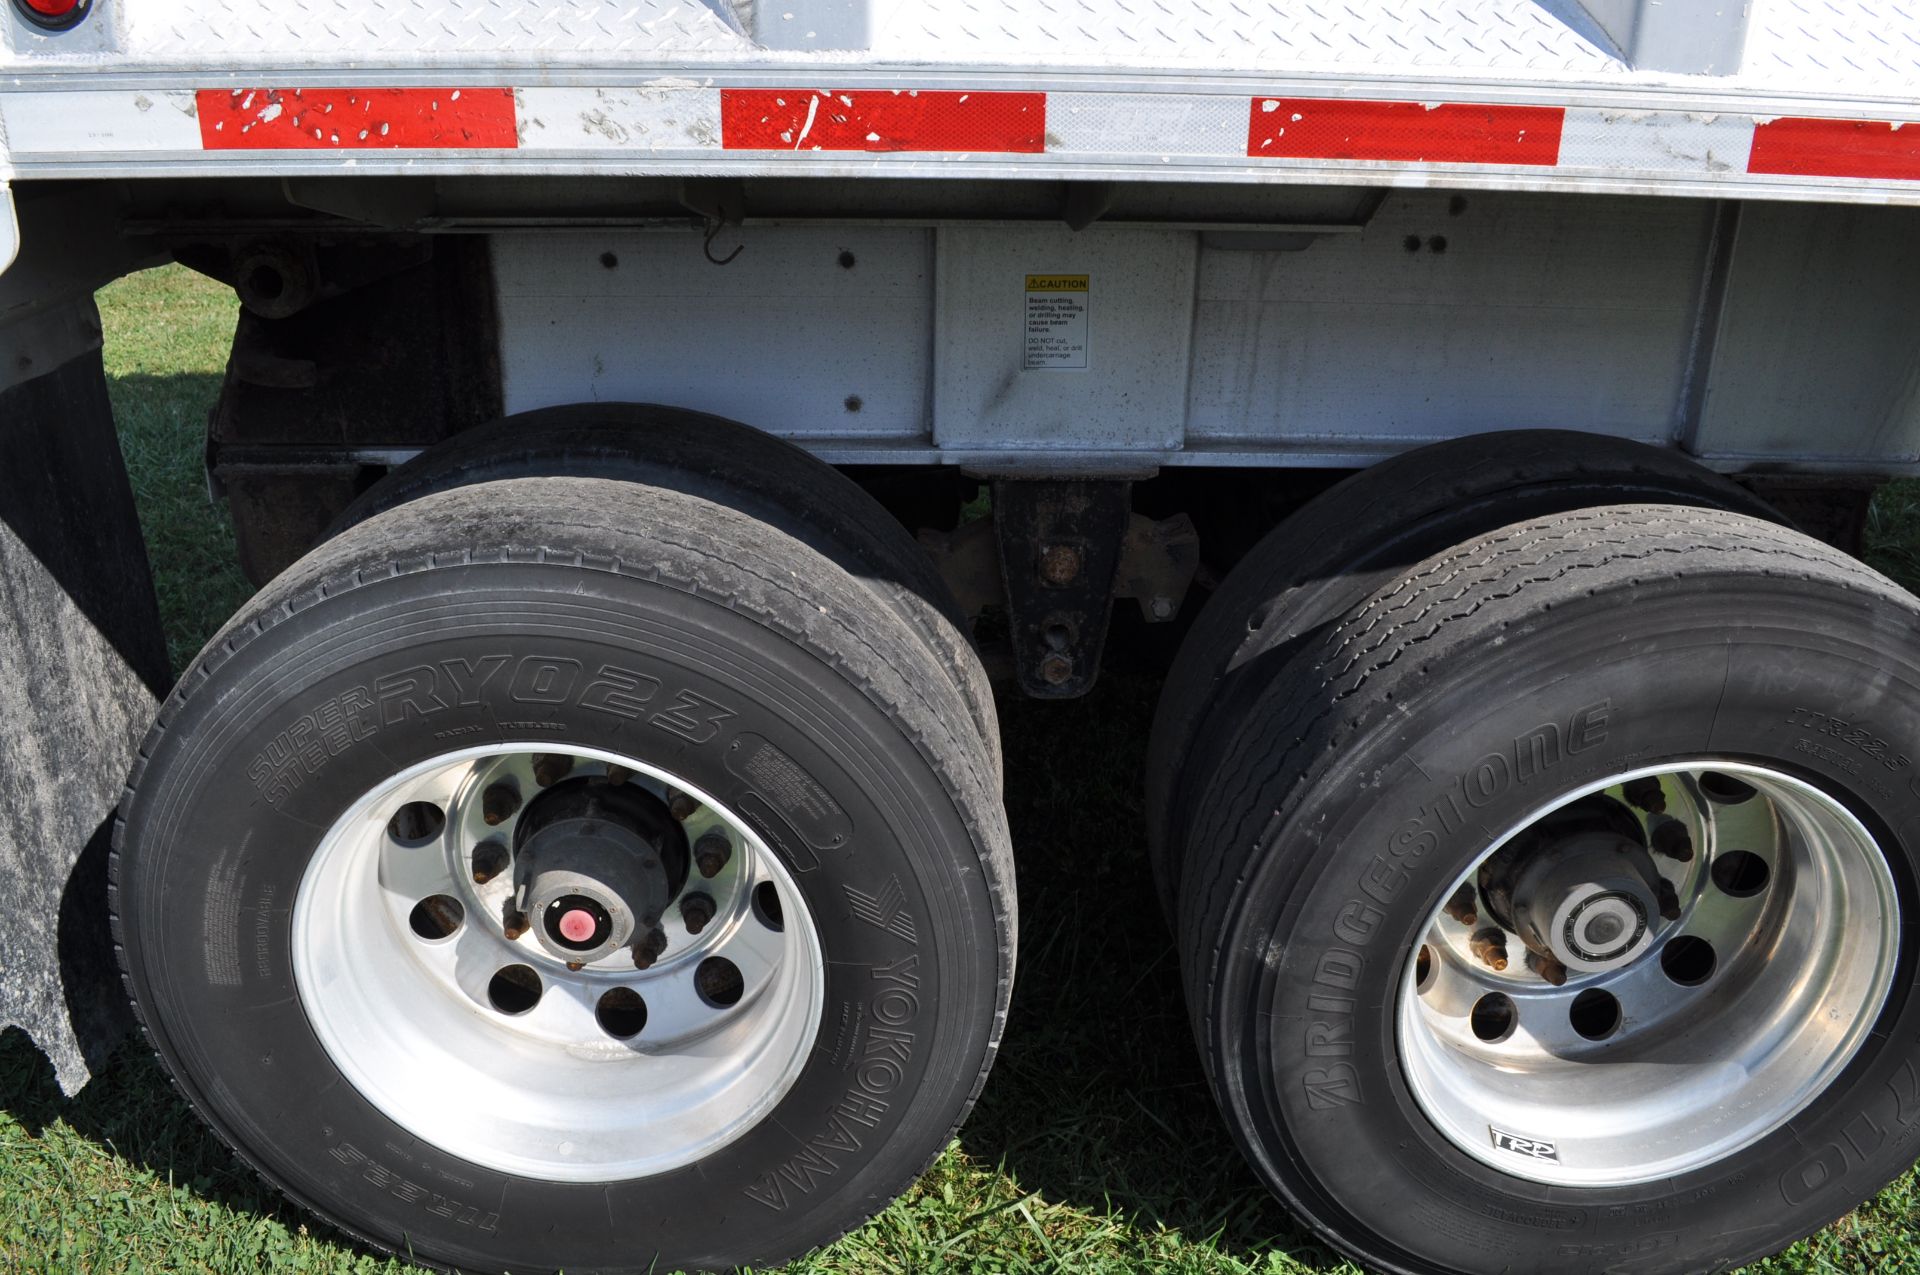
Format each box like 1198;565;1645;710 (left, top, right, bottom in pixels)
6;3;1920;1271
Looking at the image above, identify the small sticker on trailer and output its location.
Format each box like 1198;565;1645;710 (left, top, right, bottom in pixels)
1024;274;1089;371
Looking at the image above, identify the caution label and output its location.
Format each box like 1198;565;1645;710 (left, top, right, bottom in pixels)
1024;274;1089;370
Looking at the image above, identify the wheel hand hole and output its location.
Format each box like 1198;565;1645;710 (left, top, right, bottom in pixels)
1569;988;1622;1041
696;956;744;1008
408;894;464;941
595;987;648;1039
753;882;785;933
1470;993;1516;1043
487;964;543;1015
1711;850;1770;898
388;801;446;846
1660;934;1717;986
1699;771;1757;804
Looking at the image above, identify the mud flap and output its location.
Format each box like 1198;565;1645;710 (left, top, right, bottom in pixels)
0;282;170;1090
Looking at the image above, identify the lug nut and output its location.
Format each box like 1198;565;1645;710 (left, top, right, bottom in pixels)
631;927;669;969
471;838;511;885
1657;878;1682;922
482;783;522;826
1469;928;1510;972
1443;883;1479;928
681;892;717;935
531;754;573;788
1526;949;1569;986
604;764;635;786
503;907;531;942
669;791;700;822
1650;817;1695;863
1622;776;1667;814
694;831;733;879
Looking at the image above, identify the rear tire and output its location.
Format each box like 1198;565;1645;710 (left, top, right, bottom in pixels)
1177;504;1920;1274
1146;431;1782;918
114;477;1014;1273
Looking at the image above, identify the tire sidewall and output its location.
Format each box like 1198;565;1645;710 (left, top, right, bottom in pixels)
121;560;998;1273
1217;588;1920;1275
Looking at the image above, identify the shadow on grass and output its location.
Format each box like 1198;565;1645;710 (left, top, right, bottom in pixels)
957;675;1344;1272
0;1026;296;1225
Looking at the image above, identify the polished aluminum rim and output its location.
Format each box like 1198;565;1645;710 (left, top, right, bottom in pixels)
1398;761;1899;1187
293;744;824;1182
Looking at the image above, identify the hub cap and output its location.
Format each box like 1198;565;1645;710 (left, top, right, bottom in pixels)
1397;762;1899;1186
292;745;823;1182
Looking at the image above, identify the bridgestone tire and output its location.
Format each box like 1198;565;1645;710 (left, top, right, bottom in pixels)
1146;431;1782;917
1177;504;1920;1274
112;478;1015;1274
332;403;1001;787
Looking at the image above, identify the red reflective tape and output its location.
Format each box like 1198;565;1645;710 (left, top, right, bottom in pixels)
721;89;1044;153
197;87;517;150
1248;97;1563;166
1747;116;1920;180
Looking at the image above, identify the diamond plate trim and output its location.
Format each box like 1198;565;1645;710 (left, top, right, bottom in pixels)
121;0;747;60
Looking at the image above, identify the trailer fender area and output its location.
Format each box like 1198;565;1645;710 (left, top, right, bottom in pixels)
0;188;170;1092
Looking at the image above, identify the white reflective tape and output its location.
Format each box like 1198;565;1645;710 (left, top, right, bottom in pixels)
1558;108;1755;176
1047;91;1243;157
0;90;201;156
514;85;723;152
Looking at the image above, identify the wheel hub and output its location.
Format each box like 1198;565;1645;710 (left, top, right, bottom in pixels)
512;778;689;965
1506;830;1662;973
1479;796;1669;976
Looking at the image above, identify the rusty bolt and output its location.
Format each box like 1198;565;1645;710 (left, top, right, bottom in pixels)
482;783;522;827
1650;818;1695;863
1469;928;1509;972
531;753;573;788
471;838;511;886
502;908;531;942
694;831;733;879
1622;776;1667;815
681;892;717;936
604;764;635;786
1038;543;1083;587
631;927;669;969
1526;949;1569;986
565;960;585;972
669;791;700;822
1443;883;1479;928
1039;653;1075;686
1657;878;1682;922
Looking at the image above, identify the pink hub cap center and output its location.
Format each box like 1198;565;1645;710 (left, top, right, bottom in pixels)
558;908;598;943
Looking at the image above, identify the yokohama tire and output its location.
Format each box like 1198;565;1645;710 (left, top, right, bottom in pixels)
331;403;1001;787
1178;505;1920;1274
1146;431;1783;917
112;478;1014;1273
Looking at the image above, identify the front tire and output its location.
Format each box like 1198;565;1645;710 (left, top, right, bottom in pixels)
113;477;1014;1273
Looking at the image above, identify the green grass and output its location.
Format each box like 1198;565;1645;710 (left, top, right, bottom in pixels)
2;262;1917;1273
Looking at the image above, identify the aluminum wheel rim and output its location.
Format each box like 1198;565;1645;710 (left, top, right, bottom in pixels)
1397;761;1900;1187
293;743;824;1182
